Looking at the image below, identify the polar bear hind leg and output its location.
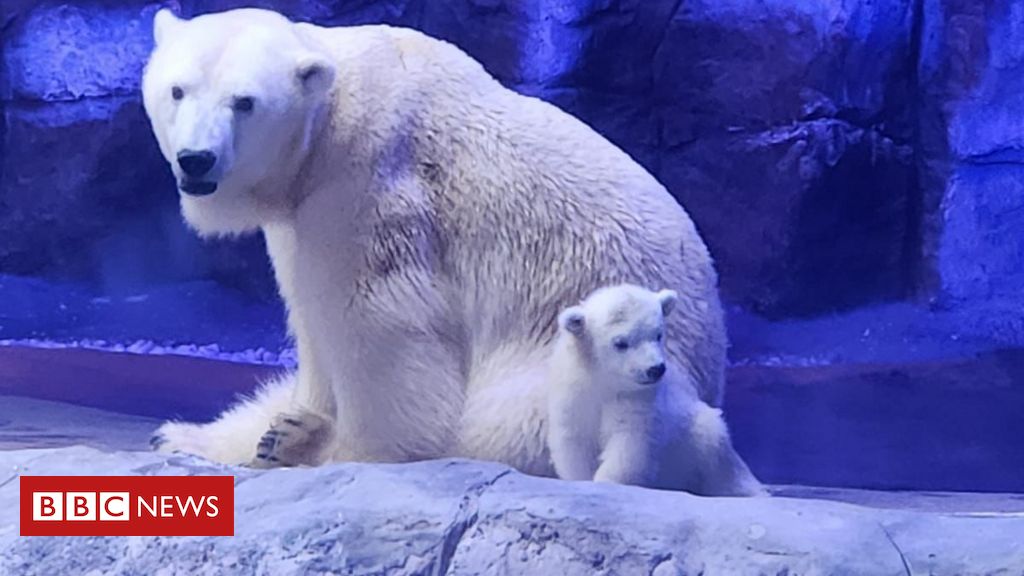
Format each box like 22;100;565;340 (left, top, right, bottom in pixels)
456;345;554;477
687;403;768;497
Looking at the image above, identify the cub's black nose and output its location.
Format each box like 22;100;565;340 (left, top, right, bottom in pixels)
646;363;666;381
177;149;217;178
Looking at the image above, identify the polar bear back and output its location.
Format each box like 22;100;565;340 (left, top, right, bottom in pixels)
287;22;727;406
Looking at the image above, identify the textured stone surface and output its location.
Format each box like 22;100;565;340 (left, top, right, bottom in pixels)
1;446;1023;574
918;0;1024;308
2;0;921;317
662;121;913;316
1;1;171;277
561;0;919;316
1;97;169;277
1;0;1023;318
5;2;162;101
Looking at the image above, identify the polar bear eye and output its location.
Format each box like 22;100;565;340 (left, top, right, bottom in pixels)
171;86;184;101
613;337;629;351
232;96;255;114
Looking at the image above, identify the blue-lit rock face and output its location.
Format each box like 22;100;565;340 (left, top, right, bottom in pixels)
2;1;166;278
0;0;1020;317
650;1;918;317
918;1;1024;308
1;2;167;265
560;0;918;317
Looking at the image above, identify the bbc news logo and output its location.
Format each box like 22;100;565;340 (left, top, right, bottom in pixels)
20;476;234;536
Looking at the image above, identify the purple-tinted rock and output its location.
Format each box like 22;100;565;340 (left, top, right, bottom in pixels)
3;2;172;101
7;0;1021;322
653;0;917;131
420;1;538;86
1;1;175;279
663;121;914;317
657;0;917;316
1;98;165;275
918;1;1024;307
565;0;919;316
6;446;1024;574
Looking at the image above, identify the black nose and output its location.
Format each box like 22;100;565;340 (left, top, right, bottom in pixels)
646;363;666;381
177;150;217;178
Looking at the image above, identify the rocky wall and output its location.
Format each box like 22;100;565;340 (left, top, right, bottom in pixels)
1;0;1020;318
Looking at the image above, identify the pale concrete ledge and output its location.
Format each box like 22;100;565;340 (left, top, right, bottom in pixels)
1;446;1022;575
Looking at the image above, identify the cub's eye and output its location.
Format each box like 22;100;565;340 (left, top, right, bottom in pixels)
171;86;184;101
613;337;629;351
232;96;255;113
656;332;664;342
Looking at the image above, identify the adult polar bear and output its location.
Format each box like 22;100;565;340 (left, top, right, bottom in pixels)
144;8;728;475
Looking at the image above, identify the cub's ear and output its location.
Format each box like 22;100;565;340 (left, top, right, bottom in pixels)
153;9;181;46
656;289;678;316
296;55;335;95
558;307;586;337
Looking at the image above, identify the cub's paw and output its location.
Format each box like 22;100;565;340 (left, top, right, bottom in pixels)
250;412;331;469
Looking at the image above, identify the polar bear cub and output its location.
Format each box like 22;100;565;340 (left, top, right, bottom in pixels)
547;284;766;496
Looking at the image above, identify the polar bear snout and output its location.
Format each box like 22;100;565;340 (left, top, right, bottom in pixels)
177;149;217;178
176;150;219;196
643;363;666;383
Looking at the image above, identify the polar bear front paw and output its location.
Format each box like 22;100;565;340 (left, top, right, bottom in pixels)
251;412;331;469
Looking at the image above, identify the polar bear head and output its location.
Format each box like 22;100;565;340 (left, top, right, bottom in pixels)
142;9;335;236
558;284;678;388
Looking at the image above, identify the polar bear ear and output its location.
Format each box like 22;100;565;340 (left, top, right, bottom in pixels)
656;290;678;317
153;9;180;46
559;307;586;337
296;56;335;95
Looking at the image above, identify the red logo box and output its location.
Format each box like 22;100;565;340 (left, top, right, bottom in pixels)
20;476;234;536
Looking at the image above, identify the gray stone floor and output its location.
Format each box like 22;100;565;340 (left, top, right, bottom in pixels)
2;443;1023;575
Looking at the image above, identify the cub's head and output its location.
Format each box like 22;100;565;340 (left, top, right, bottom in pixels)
558;284;678;389
142;9;335;236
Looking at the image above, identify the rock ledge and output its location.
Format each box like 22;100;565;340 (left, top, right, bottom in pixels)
1;447;1022;575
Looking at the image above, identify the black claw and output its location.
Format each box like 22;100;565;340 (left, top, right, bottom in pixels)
256;429;283;459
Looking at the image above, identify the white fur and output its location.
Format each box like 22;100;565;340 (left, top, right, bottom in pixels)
154;373;295;465
548;285;766;496
142;9;729;474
